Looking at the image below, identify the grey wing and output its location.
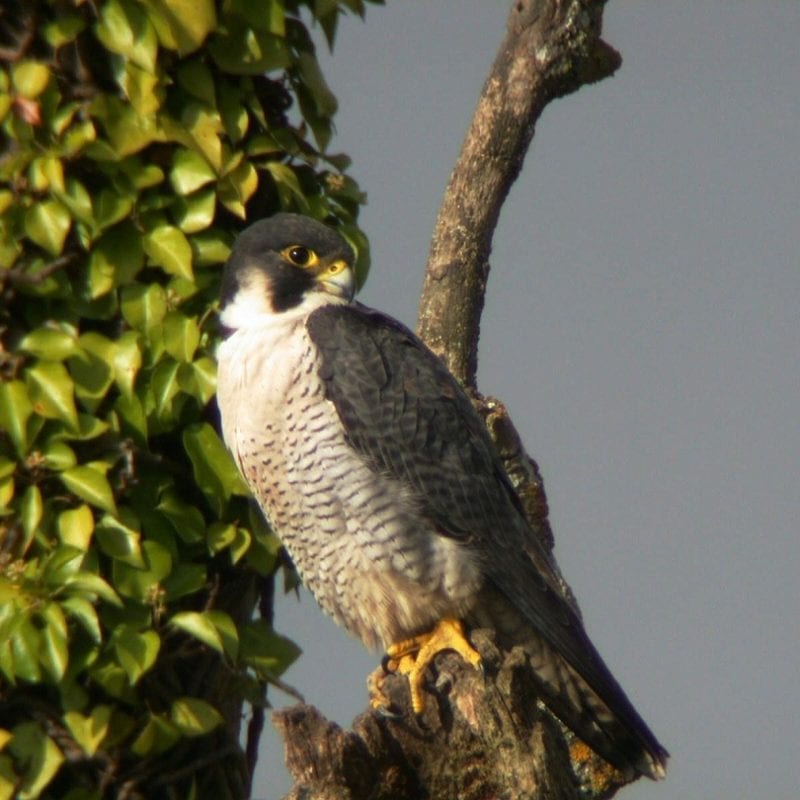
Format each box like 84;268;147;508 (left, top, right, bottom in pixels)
307;304;584;637
306;303;667;778
307;305;523;538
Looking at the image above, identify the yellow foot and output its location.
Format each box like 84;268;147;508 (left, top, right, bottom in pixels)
382;618;482;714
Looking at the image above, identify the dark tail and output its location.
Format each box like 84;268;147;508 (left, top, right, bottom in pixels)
524;628;668;780
471;583;669;780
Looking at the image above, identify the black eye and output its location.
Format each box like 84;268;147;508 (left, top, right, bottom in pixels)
288;246;311;266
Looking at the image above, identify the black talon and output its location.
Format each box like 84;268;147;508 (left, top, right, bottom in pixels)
376;702;402;719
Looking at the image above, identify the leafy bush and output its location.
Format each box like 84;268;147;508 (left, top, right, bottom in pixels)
0;1;372;796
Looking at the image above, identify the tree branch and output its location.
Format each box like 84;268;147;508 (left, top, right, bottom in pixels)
275;632;628;800
417;0;620;388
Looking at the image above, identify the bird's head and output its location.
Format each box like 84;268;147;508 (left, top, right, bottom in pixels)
220;213;356;330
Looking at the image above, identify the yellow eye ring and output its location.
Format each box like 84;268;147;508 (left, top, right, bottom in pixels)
283;245;316;267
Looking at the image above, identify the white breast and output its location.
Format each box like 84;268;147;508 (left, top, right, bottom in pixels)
215;299;482;651
216;292;343;452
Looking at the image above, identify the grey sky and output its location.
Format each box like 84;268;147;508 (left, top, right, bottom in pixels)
254;3;800;798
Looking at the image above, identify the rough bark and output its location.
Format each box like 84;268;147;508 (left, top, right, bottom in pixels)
417;0;620;388
274;632;627;800
275;1;626;798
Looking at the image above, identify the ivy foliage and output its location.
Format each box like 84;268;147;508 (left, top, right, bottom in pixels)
0;1;374;797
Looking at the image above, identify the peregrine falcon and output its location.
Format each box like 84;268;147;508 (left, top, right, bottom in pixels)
215;213;668;780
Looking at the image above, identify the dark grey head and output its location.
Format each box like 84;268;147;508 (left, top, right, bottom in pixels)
220;214;356;327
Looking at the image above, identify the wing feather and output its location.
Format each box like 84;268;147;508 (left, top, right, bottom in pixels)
306;303;667;777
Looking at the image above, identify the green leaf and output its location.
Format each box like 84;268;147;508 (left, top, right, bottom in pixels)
26;361;80;430
63;572;122;607
23;200;71;256
63;706;112;756
148;359;181;421
29;156;65;193
94;189;134;231
170;611;224;654
170;146;216;195
60;465;117;515
95;0;158;73
239;0;286;35
218;83;249;144
0;381;32;454
39;603;68;681
101;709;135;749
72;332;137;405
188;356;217;405
182;422;248;515
118;60;162;116
265;162;309;211
112;540;172;601
181;104;223;171
162;563;206;600
190;229;230;265
205;610;239;659
210;23;290;75
41;545;85;585
18;327;79;361
0;476;14;511
120;283;168;332
240;621;300;679
11;61;51;99
156;489;205;543
95;514;143;567
18;485;42;549
8;722;64;799
130;713;179;756
161;311;200;362
244;527;277;574
177;60;216;106
148;0;217;55
68;413;110;442
11;617;42;682
69;338;114;409
109;332;142;400
111;626;160;685
90;94;163;157
86;223;144;298
143;224;193;280
115;393;148;444
61;119;98;158
174;189;216;233
42;15;87;49
296;50;338;119
91;662;133;702
234;527;254;566
170;697;223;737
207;521;236;554
218;160;258;219
61;596;101;642
56;177;94;226
42;440;77;470
120;157;164;190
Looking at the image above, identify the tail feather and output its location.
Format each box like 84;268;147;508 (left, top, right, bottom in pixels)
525;629;668;780
470;585;669;780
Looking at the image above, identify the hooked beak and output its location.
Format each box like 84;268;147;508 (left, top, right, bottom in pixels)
314;257;355;301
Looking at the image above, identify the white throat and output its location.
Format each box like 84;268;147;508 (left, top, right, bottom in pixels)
220;280;350;334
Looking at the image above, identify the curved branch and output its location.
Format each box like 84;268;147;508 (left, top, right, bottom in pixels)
417;0;620;387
